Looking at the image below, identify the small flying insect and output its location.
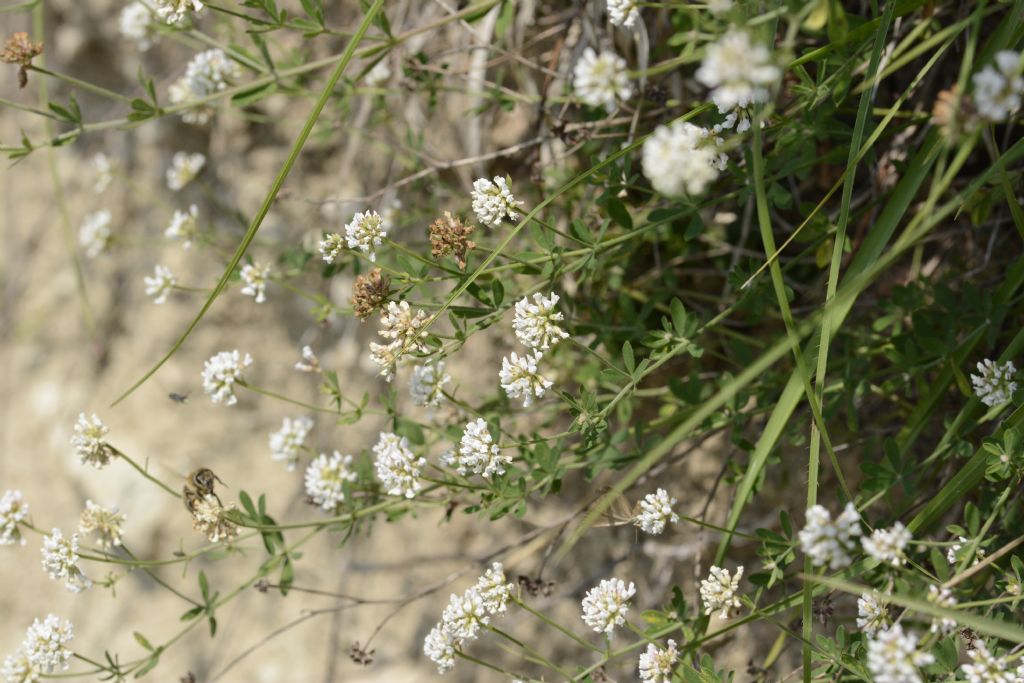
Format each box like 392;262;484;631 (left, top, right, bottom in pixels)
168;392;190;404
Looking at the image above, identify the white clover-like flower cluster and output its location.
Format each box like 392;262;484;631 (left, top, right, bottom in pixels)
304;451;357;512
700;565;743;619
862;522;912;567
269;416;313;470
344;210;387;262
581;577;636;634
470;176;523;227
0;490;29;547
410;362;451;408
947;535;986;566
14;614;74;678
318;233;345;263
633;488;679;535
370;301;431;381
92;153;115;193
168;49;241;124
866;624;935;683
513;293;569;350
423;563;514;674
573;47;633;112
499;351;553;407
166;151;205;191
973;51;1023;122
970;359;1017;407
961;640;1022;683
638;639;678;683
70;413;113;469
696;30;780;115
144;264;176;305
294;345;321;373
373;432;426;499
190;494;239;542
606;0;639;28
40;529;91;593
798;502;862;569
642;120;726;196
1;649;32;683
201;350;253;406
154;0;203;24
926;585;957;634
165;204;199;248
78;210;111;259
240;262;271;304
442;418;511;480
77;500;125;550
119;2;155;50
856;592;891;636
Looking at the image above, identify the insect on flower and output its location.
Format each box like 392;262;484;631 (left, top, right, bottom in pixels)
182;467;226;511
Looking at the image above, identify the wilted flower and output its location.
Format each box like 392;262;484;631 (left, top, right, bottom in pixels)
78;210;111;259
144;264;176;304
973;50;1023;122
240;262;271;303
0;490;29;547
970;359;1017;407
410;362;451;408
581;577;635;634
269;416;313;470
166;152;205;191
471;176;523;227
1;32;42;87
499;351;552;407
373;432;426;498
862;522;912;567
345;210;387;261
77;501;125;550
513;292;569;350
696;30;780;115
429;211;475;269
201;350;253;406
442;418;511;480
40;529;91;593
642;121;726;196
798;502;862;569
165;204;199;248
351;268;392;321
304;451;356;512
638;639;678;683
700;565;743;618
573;47;632;111
71;413;115;468
865;624;934;683
634;488;679;535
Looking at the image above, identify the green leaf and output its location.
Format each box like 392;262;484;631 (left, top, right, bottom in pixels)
133;632;153;651
606;197;633;231
231;82;277;107
622;341;635;375
198;571;209;601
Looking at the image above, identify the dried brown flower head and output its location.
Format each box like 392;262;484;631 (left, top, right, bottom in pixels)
517;574;555;597
351;268;392;321
932;85;977;141
429;211;475;270
1;32;43;88
349;641;375;666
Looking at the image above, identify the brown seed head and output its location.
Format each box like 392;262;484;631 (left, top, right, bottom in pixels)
351;268;392;321
429;211;476;270
932;85;978;141
1;32;43;66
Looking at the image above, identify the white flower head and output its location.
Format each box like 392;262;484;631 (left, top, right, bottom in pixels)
798;502;862;570
373;432;426;498
201;350;253;406
168;48;240;124
473;562;514;615
304;451;356;512
513;292;569;350
606;0;639;28
92;153;115;193
423;624;457;674
154;0;203;23
970;359;1017;407
22;614;73;675
696;30;780;115
857;592;891;636
973;51;1023;122
269;416;313;470
573;47;632;111
947;535;986;566
862;522;912;567
638;639;678;683
144;264;176;304
40;529;91;593
499;351;553;407
581;577;636;634
441;588;490;641
369;341;403;383
372;301;431;381
471;176;524;227
344;210;387;261
2;649;33;683
240;262;271;303
642;121;726;196
166;151;205;191
77;500;125;550
700;565;743;618
294;345;321;373
190;495;239;542
318;233;345;263
443;418;511;480
926;585;957;634
165;204;199;248
119;3;155;50
634;488;679;535
0;490;29;547
71;413;114;468
410;362;451;408
866;624;935;683
78;210;111;259
961;641;1017;683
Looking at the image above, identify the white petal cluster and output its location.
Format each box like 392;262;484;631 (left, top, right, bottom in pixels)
165;204;199;248
190;495;239;542
1;650;32;683
144;264;176;304
638;639;678;683
862;522;912;567
973;51;1023;122
410;362;451;408
22;614;74;675
269;416;313;470
961;641;1019;683
344;210;387;261
78;210;111;259
119;3;155;50
695;30;780;115
0;490;29;547
70;413;113;469
77;500;125;550
370;301;431;382
971;359;1017;407
201;350;253;406
856;592;890;636
513;293;569;350
700;565;743;618
294;345;321;373
471;176;523;227
581;577;636;634
166;151;205;191
240;262;271;303
318;233;345;263
154;0;203;24
642;121;726;196
168;49;241;125
373;432;426;499
499;351;552;407
926;585;957;634
443;418;511;480
423;563;514;674
606;0;639;27
798;502;862;569
92;153;115;193
40;529;91;593
573;48;632;112
634;488;679;535
947;535;986;566
304;451;357;512
866;624;935;683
